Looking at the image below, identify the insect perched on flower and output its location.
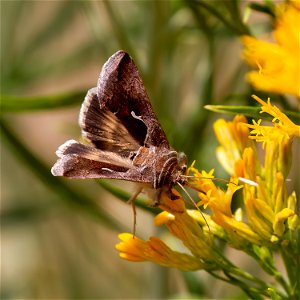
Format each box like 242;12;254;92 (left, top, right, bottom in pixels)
52;50;189;206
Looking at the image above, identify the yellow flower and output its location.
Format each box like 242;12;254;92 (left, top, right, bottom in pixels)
116;233;205;271
213;96;298;244
115;95;297;282
242;1;300;97
246;96;299;176
247;95;300;141
156;191;216;261
116;190;217;271
188;166;262;246
213;115;256;175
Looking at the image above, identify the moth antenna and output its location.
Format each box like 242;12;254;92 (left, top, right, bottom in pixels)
185;182;206;193
182;175;239;187
176;182;211;233
185;175;260;189
127;187;143;237
238;177;258;187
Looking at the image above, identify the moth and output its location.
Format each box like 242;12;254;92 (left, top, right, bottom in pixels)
51;50;188;204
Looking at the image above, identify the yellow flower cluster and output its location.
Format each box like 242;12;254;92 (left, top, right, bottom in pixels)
242;0;300;98
116;191;216;271
213;96;298;244
116;233;205;271
187;167;263;247
116;96;298;270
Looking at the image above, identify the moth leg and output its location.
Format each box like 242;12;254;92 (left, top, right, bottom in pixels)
127;187;143;236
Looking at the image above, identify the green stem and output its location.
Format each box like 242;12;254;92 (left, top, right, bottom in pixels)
226;0;251;35
215;251;266;286
248;248;290;296
280;242;299;299
273;268;291;298
186;0;250;36
208;269;266;299
223;270;280;300
213;251;287;298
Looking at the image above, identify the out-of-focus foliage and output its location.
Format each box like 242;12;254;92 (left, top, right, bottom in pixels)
1;1;299;299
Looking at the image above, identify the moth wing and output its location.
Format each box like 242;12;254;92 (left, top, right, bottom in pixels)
97;50;170;148
79;88;140;156
51;140;150;183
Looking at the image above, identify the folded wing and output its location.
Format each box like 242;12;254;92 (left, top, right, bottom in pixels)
51;140;133;178
79;88;140;156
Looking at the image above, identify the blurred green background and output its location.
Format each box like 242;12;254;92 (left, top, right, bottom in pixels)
1;1;298;299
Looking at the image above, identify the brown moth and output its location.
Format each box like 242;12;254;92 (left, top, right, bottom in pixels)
51;50;187;204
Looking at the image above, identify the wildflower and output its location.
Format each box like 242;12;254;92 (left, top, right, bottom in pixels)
116;233;205;271
213;115;256;175
115;95;298;298
242;1;300;97
116;96;297;267
116;190;216;271
213;96;298;245
156;191;216;262
188;167;262;246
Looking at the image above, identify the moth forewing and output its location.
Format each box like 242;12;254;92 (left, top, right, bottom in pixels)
79;88;140;154
55;139;133;168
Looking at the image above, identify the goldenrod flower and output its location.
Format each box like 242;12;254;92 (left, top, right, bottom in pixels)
213;96;298;245
156;191;216;262
242;1;300;97
248;95;300;141
213;115;256;175
116;233;205;271
116;97;297;268
188;167;262;246
116;191;217;271
115;94;298;298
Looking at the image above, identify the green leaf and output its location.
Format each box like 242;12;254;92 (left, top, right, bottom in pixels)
0;90;86;112
205;105;300;124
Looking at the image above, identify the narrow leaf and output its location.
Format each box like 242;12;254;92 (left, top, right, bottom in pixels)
205;105;300;123
0;90;86;112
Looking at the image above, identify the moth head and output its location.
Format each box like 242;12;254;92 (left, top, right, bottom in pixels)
167;151;188;187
